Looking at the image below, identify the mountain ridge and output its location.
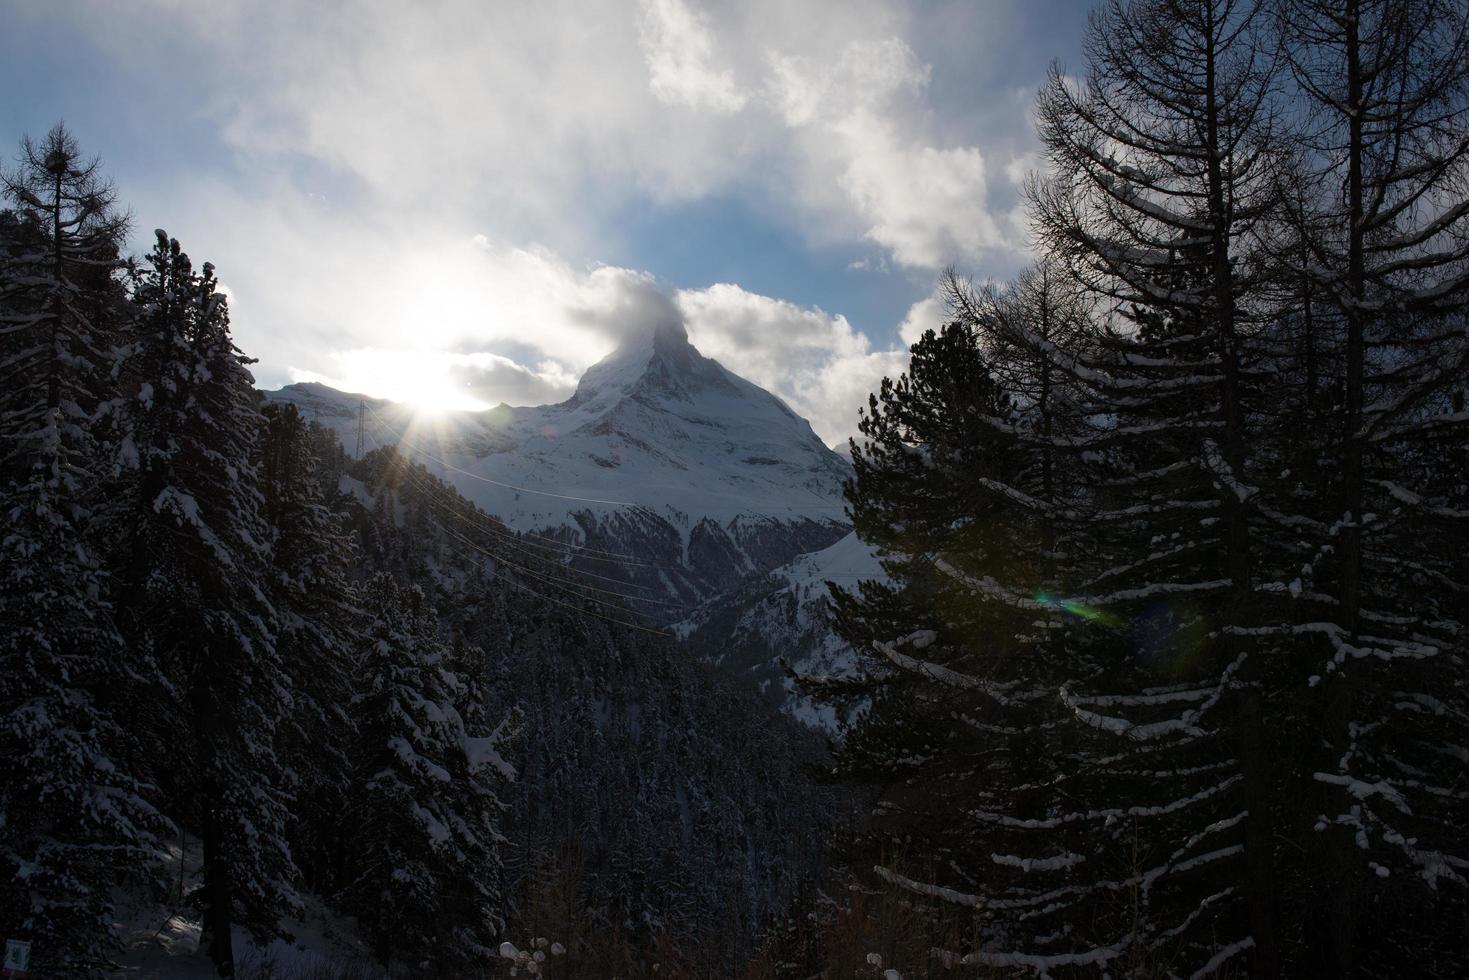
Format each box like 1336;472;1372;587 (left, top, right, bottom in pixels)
262;323;854;610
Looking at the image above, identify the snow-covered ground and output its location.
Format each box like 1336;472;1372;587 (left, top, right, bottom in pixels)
113;840;375;978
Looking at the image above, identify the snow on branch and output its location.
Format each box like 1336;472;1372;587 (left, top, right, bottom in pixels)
1311;772;1410;813
1084;578;1231;606
933;558;1051;611
1200;440;1257;503
952;943;1125;971
990;851;1088;872
1372;480;1469;521
873;631;1016;704
1222;622;1440;669
969;775;1243;829
1060;652;1244;741
1189;937;1255;979
1063;685;1217;708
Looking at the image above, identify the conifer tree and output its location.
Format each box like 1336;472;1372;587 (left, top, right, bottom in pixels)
825;0;1294;970
826;312;1126;972
115;232;294;977
0;127;166;979
1272;0;1469;970
817;1;1469;974
1028;0;1285;969
258;403;361;894
343;574;513;973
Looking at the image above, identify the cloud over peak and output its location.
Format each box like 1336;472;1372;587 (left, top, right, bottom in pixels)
41;0;1066;441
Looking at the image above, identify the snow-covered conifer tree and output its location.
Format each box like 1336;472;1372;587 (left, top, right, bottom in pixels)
0;126;167;980
344;573;513;973
257;403;362;894
818;1;1469;974
1270;1;1469;970
824;1;1294;972
114;232;294;977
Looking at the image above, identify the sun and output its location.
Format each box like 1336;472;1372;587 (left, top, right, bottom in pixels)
393;370;487;416
310;348;489;416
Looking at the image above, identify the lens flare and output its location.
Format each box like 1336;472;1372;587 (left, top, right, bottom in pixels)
1035;593;1209;676
1035;592;1123;628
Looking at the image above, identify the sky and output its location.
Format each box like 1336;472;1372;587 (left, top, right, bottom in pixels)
2;0;1091;445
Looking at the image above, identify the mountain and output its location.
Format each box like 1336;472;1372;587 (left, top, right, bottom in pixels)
676;531;886;730
263;321;853;610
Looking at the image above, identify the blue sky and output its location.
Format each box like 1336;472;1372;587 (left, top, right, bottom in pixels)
3;0;1090;443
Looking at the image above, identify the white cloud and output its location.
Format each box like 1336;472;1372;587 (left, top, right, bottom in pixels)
767;38;928;127
898;293;946;345
59;0;1043;438
145;176;907;439
638;0;749;113
290;349;575;412
768;37;1016;267
842;140;1002;268
130;175;690;401
85;0;1030;266
677;283;907;445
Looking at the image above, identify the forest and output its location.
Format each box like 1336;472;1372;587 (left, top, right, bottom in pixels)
2;0;1467;977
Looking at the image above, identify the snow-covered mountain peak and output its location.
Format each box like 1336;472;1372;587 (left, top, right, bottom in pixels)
566;319;746;416
263;327;854;603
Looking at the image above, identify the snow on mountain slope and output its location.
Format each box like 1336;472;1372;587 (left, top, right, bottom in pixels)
262;321;853;608
457;320;849;530
775;530;887;594
677;531;888;730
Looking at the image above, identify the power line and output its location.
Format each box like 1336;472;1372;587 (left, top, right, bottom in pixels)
488;563;674;638
403;472;677;589
391;463;682;576
364;475;679;636
420;505;686;614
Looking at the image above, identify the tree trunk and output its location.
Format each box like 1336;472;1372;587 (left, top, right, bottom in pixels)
200;797;236;977
47;167;62;412
1202;10;1276;972
1326;1;1367;973
194;683;236;978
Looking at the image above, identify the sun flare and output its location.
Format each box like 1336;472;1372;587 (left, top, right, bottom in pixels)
292;348;489;416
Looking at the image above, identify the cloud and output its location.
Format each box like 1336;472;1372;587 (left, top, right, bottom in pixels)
131;173;688;400
290;349;576;411
677;283;907;445
149;175;906;439
638;0;749;113
269;254;910;443
564;266;685;341
53;0;1050;438
447;354;580;406
767;38;929;127
767;37;1016;267
898;293;946;345
82;0;1032;266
